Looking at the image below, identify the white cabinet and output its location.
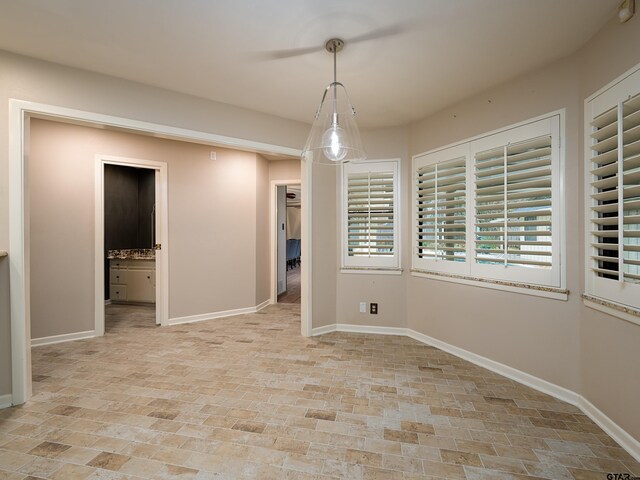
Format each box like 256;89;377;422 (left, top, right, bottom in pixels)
109;259;155;303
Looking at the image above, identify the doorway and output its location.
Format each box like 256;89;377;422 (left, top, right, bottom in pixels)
272;181;302;305
103;163;157;331
95;155;169;336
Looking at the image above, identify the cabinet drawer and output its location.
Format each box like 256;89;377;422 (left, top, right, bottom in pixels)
110;285;127;300
110;260;125;270
109;268;127;285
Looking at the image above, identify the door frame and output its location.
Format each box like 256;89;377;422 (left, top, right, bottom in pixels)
8;99;310;406
270;180;301;304
95;155;169;334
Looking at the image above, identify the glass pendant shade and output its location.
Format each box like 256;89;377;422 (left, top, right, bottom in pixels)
302;82;366;165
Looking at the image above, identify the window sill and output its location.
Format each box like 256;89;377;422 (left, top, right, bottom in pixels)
410;268;569;301
340;267;403;276
582;294;640;327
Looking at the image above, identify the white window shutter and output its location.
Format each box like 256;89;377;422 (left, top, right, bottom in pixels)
342;160;400;269
475;136;553;268
417;157;466;261
413;113;562;288
587;74;640;310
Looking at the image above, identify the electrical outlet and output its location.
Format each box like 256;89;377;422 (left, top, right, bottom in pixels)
359;302;366;313
370;303;378;314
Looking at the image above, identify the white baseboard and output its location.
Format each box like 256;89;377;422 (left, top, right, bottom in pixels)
168;299;273;326
405;329;581;406
31;330;95;347
255;299;272;312
0;394;13;409
406;328;639;462
310;324;337;336
578;396;640;462
311;323;640;462
311;323;406;337
337;324;407;336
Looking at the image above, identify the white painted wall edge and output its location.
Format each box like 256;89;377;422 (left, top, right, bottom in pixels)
310;323;640;462
168;299;272;326
0;394;13;409
31;330;96;347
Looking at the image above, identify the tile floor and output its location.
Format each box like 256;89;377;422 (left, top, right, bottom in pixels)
0;304;638;479
278;266;301;305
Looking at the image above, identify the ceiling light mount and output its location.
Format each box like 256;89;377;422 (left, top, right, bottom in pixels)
302;38;366;165
325;38;344;54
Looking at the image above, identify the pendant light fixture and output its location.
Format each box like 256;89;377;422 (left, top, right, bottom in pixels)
302;38;366;165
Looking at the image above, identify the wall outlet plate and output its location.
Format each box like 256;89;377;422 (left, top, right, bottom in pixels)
359;302;366;313
370;303;378;314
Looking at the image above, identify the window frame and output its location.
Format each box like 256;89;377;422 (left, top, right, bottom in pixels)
411;111;566;298
341;159;401;272
584;62;640;320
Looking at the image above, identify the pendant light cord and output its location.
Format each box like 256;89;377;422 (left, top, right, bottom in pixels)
332;44;338;125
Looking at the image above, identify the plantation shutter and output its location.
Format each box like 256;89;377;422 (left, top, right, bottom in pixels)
475;136;553;268
342;160;399;269
416;157;466;263
589;92;640;285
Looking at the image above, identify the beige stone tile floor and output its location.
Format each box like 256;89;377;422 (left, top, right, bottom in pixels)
1;303;639;479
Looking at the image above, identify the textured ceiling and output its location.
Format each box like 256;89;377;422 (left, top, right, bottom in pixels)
0;0;619;128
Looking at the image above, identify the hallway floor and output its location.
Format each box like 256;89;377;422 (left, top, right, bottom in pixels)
0;304;638;479
278;265;301;305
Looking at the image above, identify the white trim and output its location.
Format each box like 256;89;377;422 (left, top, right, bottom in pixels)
309;323;640;462
341;159;401;269
336;324;406;336
584;62;640;312
95;155;169;334
583;297;640;327
301;155;312;337
31;330;95;347
9;100;31;405
270;179;301;305
411;270;569;301
8;99;307;406
168;299;271;326
579;396;640;462
405;328;580;404
340;268;403;276
412;110;566;290
405;327;640;463
0;394;12;409
310;324;337;336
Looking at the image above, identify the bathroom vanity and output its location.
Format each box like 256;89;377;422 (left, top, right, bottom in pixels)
108;249;155;303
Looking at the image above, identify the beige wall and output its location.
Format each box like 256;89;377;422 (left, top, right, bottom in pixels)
577;14;640;441
335;126;409;328
28;119;269;338
268;159;301;182
406;14;640;440
0;50;312;395
255;154;270;305
407;55;583;391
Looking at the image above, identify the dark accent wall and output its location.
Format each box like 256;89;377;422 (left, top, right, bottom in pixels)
104;165;155;298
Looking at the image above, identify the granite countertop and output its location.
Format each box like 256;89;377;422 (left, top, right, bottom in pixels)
107;248;155;260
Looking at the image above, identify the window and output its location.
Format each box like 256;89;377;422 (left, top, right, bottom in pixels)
342;159;400;270
415;144;468;274
412;113;563;291
585;64;640;312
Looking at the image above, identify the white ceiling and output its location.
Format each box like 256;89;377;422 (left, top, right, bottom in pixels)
0;0;619;128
